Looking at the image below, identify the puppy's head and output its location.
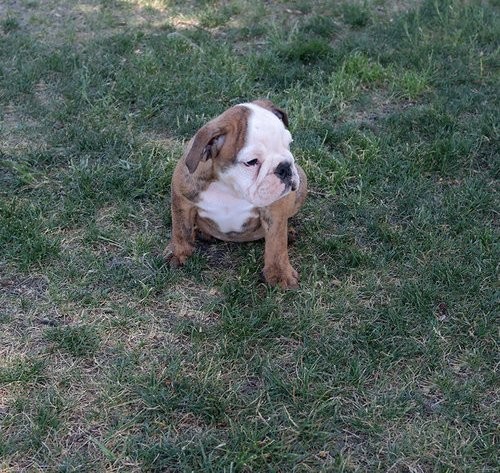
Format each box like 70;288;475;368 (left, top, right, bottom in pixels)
184;99;300;207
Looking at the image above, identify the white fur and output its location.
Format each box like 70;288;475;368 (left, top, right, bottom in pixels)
197;181;258;233
197;103;300;233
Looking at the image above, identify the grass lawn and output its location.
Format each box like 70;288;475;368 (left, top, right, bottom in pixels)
0;0;498;471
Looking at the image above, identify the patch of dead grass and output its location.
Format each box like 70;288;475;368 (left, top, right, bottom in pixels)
1;104;47;154
0;0;197;46
343;92;419;129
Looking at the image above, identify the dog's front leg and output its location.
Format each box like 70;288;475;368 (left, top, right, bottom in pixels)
165;192;197;268
260;208;299;289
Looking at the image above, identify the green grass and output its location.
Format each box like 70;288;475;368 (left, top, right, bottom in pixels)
0;0;498;471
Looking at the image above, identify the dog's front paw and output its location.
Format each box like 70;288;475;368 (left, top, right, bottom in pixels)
263;265;299;289
163;243;193;268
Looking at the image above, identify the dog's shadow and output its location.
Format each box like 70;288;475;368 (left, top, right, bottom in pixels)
195;216;304;270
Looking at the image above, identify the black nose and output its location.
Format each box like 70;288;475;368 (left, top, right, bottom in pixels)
275;161;292;182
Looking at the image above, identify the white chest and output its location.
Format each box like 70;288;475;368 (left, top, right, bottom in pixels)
197;181;258;233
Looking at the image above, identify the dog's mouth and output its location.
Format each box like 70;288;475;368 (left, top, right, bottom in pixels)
278;182;296;199
285;180;299;193
250;173;299;206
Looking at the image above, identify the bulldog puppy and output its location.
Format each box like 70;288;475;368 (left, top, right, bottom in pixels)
165;99;307;288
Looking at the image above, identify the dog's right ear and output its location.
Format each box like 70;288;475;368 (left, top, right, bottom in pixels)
186;122;225;174
252;99;289;128
185;125;226;173
184;106;248;174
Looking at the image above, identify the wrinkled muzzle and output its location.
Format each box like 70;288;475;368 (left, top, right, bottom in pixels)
249;162;300;207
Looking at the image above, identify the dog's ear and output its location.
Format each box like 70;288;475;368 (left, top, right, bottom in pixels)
185;125;226;173
184;106;248;174
252;99;289;128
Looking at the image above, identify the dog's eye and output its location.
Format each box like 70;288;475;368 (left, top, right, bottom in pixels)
244;159;259;167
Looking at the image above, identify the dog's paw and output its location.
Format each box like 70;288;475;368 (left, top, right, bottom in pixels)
263;265;299;289
163;244;192;268
167;254;184;269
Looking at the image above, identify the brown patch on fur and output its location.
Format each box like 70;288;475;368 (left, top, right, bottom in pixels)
184;105;250;174
196;213;264;243
259;166;307;288
164;192;197;267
